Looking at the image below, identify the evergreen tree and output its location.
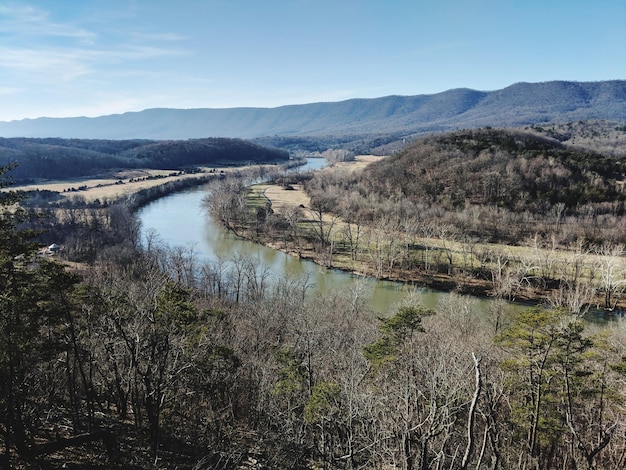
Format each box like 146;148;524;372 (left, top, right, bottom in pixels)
0;165;82;465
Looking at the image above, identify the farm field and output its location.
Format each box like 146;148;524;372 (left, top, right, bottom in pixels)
12;167;237;202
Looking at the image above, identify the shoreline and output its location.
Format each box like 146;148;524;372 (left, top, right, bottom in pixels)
244;175;626;315
234;223;625;319
20;158;624;316
238;227;540;303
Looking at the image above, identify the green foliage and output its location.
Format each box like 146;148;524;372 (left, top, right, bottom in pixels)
495;306;565;350
273;348;307;397
156;282;198;328
611;356;626;375
363;334;398;367
364;306;434;367
304;381;341;424
494;305;624;466
0;165;83;454
380;305;432;339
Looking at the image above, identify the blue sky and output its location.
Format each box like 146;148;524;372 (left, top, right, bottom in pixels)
1;0;624;121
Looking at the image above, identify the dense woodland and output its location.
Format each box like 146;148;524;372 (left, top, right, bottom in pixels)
2;124;626;469
0;137;289;182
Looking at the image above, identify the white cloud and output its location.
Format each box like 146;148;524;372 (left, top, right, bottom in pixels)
0;2;188;81
0;47;92;80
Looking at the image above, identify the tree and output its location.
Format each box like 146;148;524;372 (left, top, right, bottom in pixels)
595;243;626;310
495;306;622;469
0;166;113;466
364;306;440;470
495;307;569;466
308;195;341;267
202;177;249;233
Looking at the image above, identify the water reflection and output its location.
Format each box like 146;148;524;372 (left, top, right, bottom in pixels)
137;159;512;315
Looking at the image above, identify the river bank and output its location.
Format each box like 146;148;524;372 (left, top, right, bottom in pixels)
37;155;617;315
236;206;533;304
236;165;625;314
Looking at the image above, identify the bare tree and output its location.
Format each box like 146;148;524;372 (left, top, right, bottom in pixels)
595;243;626;310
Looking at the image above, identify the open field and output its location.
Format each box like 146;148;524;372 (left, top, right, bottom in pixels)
251;155;385;215
335;154;385;170
11;166;246;203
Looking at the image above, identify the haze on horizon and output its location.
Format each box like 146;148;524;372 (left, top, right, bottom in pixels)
1;0;625;122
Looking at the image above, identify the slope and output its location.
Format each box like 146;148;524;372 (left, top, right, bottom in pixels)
0;80;624;140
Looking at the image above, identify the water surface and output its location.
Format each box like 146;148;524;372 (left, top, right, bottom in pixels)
137;159;509;315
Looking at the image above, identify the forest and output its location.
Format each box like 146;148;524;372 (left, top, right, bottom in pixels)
2;124;626;469
0;137;289;182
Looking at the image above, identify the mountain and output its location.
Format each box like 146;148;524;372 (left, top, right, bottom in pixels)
1;80;625;140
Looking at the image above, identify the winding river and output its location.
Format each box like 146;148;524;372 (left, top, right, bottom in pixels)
137;159;508;315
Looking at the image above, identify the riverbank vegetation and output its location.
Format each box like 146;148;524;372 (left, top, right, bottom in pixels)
2;159;626;469
207;128;626;313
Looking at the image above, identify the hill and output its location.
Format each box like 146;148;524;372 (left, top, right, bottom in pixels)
363;128;626;213
0;137;289;182
301;128;626;245
0;80;625;140
525;120;626;157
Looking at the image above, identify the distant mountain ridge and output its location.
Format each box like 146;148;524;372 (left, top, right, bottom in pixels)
1;80;625;140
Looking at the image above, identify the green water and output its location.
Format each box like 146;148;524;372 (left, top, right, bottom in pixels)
137;183;516;315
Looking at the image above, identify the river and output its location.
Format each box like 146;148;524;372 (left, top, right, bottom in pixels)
136;159;511;315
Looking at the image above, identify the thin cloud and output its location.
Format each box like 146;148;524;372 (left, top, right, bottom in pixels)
0;47;92;80
0;3;188;83
129;32;187;42
0;4;97;44
0;41;188;82
0;86;23;95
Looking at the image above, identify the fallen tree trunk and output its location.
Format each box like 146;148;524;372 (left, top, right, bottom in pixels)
27;430;119;463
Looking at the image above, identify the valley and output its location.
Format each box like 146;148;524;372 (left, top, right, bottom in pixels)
2;112;626;468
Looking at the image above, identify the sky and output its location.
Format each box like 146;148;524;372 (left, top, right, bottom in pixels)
0;0;625;122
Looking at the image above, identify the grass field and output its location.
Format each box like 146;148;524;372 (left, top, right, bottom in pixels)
12;167;240;203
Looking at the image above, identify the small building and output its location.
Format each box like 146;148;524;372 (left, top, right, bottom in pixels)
46;243;61;255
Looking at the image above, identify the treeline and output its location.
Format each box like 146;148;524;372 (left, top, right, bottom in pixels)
254;132;407;158
0;137;289;182
2;166;626;469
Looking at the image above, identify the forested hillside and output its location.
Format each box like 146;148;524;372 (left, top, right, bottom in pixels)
365;128;626;212
301;128;626;246
526;119;626;157
0;137;289;182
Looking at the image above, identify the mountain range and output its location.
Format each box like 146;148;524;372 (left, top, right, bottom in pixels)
1;80;625;140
